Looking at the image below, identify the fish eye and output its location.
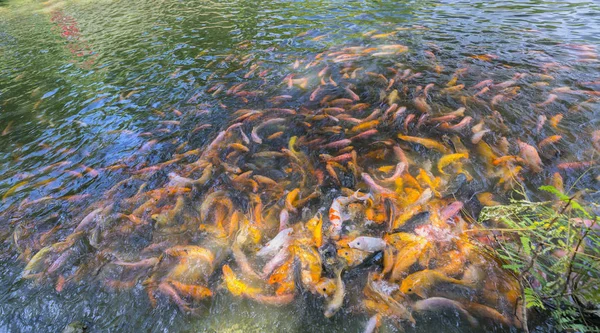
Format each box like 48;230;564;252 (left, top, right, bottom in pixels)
408;288;412;292
357;242;360;245
345;252;348;255
323;288;327;292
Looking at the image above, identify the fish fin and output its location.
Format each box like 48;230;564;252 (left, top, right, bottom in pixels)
292;257;305;294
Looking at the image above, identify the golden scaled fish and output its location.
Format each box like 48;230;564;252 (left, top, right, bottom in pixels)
536;73;554;81
462;301;519;328
550;172;564;193
253;175;278;188
315;278;336;297
285;188;300;213
275;281;295;296
441;84;465;94
382;246;395;275
338;247;370;267
416;169;441;197
385;232;424;247
222;264;262;297
324;267;345;318
437;153;469;175
295;191;320;209
326;163;341;185
447;75;458;87
291;244;322;288
348;120;380;134
400;269;473;298
364;206;387;224
2;180;29;202
164;245;215;265
166;279;212;301
227;143;249;152
397;135;452;154
549;114;563;128
22;245;54;277
306;213;323;247
402;172;423;193
435;250;466;277
371;32;396;39
152;196;186;226
470;54;498;62
268;258;293;285
387;89;400;105
497;164;523;190
476;141;498;173
390;239;431;282
378;165;396;173
538;135;562;149
349;103;371;112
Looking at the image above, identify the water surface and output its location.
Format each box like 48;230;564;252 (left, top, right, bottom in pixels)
0;0;599;332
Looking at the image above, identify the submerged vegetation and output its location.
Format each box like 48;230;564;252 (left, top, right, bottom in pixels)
480;185;600;332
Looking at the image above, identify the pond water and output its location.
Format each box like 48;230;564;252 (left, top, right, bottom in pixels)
0;0;599;332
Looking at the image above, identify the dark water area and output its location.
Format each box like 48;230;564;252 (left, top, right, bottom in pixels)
0;0;599;332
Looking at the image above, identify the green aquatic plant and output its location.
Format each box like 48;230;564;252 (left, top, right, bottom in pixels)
479;186;600;332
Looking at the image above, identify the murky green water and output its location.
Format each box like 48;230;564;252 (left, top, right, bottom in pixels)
0;0;599;332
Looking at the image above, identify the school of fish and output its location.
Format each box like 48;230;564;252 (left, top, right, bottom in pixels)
2;35;599;332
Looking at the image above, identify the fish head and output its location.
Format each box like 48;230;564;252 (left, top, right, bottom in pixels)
348;237;364;250
202;288;213;298
221;264;234;278
306;215;321;230
399;277;417;295
337;248;355;264
269;272;284;284
315;278;335;297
